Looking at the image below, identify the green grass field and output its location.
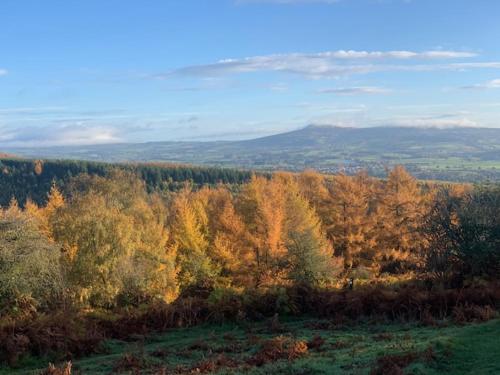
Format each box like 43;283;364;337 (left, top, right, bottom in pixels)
4;318;500;374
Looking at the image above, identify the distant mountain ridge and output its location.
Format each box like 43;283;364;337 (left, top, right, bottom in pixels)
4;125;500;182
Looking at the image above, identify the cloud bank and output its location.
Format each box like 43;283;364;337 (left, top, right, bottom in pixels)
0;124;122;147
161;50;489;79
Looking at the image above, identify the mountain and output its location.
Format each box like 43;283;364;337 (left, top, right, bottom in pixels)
5;125;500;182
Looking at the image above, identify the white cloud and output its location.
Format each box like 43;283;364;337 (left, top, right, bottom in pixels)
0;69;8;76
388;115;478;128
0;124;122;147
53;125;121;145
318;86;390;95
461;78;500;90
318;50;476;59
162;50;485;79
486;78;500;87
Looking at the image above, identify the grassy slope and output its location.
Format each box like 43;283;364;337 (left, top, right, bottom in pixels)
3;318;499;374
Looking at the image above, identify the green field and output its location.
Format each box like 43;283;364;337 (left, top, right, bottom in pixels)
5;318;500;374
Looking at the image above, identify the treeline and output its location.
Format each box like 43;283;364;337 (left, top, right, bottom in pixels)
0;158;253;207
1;166;499;315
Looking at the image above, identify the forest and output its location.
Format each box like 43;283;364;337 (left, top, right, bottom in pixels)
0;158;253;207
1;163;500;374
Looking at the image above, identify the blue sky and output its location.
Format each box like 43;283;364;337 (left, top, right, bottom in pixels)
0;0;499;146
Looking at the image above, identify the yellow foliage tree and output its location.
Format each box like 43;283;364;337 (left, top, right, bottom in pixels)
374;166;431;272
51;171;178;307
326;172;377;269
284;180;342;285
237;175;287;286
169;187;218;289
204;187;253;285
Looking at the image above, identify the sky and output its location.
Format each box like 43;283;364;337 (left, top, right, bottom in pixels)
0;0;499;146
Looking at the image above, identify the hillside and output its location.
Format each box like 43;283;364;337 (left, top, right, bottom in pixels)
5;125;500;181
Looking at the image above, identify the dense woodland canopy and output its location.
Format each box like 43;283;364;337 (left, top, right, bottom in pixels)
0;158;253;207
1;163;499;314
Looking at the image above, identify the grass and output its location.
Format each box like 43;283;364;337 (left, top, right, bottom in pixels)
2;318;499;374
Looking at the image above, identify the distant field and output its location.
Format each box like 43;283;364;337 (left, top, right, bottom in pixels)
6;318;500;374
6;126;500;182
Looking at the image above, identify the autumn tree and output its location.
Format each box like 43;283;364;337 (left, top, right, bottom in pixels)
169;187;218;290
24;183;65;241
297;170;330;223
284;180;341;285
237;173;341;287
237;174;287;286
325;172;376;269
33;160;43;176
51;171;177;307
374;166;430;272
203;186;254;286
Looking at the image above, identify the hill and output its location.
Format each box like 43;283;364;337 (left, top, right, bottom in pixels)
5;125;500;181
